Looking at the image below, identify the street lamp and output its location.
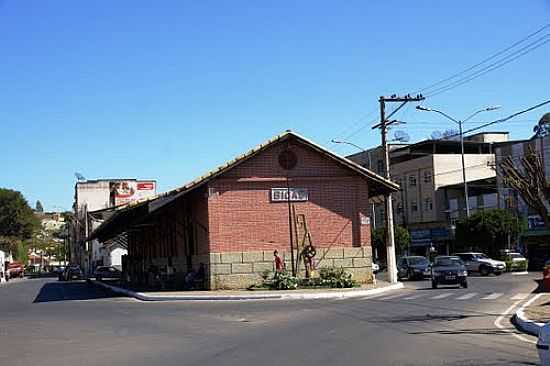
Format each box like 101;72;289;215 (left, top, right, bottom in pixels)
416;105;501;217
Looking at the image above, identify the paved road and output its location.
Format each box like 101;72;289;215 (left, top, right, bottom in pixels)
0;273;541;366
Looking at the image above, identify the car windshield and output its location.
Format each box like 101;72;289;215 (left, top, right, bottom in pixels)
434;257;463;266
474;254;489;259
408;257;428;265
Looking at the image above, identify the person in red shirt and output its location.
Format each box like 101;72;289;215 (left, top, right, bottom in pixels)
273;250;285;274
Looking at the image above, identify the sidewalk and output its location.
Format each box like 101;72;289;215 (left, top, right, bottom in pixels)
513;293;549;337
91;279;403;301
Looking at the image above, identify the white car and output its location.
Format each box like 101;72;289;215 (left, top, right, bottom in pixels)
454;252;506;276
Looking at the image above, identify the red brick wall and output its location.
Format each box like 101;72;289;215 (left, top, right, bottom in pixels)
207;142;371;253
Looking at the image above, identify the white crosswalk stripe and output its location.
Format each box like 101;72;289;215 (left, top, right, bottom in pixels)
511;293;529;300
431;293;453;300
482;293;503;300
402;294;426;300
456;292;477;300
378;293;407;301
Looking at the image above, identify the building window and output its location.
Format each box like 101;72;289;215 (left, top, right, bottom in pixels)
377;160;384;175
425;198;433;211
411;201;418;212
409;175;417;187
424;170;432;184
396;202;403;213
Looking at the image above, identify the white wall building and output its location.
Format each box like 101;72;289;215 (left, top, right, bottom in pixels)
71;179;156;273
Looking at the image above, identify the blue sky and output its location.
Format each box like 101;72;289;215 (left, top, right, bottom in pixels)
1;0;549;211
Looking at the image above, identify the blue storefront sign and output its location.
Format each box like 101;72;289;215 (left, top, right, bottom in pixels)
410;227;450;247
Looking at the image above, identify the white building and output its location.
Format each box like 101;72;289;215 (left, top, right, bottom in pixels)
71;179;156;273
348;132;508;255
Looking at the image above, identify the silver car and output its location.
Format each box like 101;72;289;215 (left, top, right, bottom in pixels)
453;252;506;276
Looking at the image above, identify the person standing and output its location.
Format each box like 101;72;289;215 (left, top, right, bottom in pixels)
273;250;285;275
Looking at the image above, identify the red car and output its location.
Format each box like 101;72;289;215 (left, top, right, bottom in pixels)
7;261;25;279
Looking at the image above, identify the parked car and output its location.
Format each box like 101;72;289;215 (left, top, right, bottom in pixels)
60;265;83;281
52;266;66;275
453;252;506;276
397;256;431;280
431;256;468;289
94;266;121;281
501;252;528;272
7;261;25;279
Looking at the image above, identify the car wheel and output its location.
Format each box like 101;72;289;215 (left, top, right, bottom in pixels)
432;280;437;289
461;281;468;288
495;271;502;276
479;266;490;276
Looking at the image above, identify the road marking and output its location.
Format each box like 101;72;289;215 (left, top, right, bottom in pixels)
402;294;425;300
511;293;529;300
377;293;407;301
431;293;453;300
494;294;539;344
482;293;503;300
456;292;477;300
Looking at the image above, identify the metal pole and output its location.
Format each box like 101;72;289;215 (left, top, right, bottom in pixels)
459;120;470;217
286;176;296;276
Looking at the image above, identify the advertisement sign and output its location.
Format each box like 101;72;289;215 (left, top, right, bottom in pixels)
270;188;308;202
528;215;545;230
110;181;156;206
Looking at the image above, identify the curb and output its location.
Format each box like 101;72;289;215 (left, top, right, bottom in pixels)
91;280;404;301
511;271;529;276
512;293;545;337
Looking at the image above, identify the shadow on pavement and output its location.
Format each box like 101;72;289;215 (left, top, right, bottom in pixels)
33;281;120;303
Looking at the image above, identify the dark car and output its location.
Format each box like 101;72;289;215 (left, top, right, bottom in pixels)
397;256;431;280
94;266;121;281
431;256;468;289
60;265;83;281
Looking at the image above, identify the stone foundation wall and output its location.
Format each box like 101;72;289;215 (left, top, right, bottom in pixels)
208;247;373;290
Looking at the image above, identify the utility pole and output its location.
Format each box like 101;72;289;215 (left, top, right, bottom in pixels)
373;94;425;284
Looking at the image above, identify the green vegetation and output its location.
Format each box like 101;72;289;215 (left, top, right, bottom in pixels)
372;225;411;258
455;209;527;258
255;266;358;290
0;188;39;259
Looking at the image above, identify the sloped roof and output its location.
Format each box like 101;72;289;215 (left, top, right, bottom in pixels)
89;130;398;241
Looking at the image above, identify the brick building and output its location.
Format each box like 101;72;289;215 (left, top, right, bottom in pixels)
90;131;398;289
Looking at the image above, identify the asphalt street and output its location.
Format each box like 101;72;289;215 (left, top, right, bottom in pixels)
0;273;541;366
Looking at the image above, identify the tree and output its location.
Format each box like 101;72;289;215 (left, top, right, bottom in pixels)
533;112;550;137
372;225;411;259
500;146;550;227
455;209;526;257
35;200;44;213
0;188;39;253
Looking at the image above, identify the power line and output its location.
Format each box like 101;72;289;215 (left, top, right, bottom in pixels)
426;35;550;98
412;22;550;95
444;98;550;139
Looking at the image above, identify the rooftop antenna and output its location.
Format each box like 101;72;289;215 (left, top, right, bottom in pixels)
75;172;86;181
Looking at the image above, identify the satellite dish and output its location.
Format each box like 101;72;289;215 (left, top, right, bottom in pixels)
393;130;410;143
430;131;442;140
75;172;86;181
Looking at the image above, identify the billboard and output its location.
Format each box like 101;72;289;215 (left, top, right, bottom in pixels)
109;180;156;206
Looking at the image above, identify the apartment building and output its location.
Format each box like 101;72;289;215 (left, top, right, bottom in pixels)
348;132;508;255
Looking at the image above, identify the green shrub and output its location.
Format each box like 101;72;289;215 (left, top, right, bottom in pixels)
270;271;299;290
319;267;357;288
